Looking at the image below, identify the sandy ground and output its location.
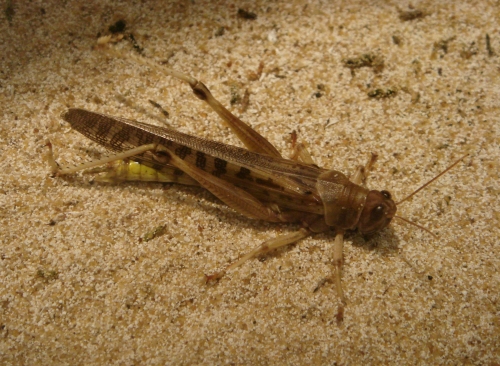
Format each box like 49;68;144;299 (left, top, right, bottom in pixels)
1;0;499;364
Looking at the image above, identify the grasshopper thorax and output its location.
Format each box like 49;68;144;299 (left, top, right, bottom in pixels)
357;190;397;235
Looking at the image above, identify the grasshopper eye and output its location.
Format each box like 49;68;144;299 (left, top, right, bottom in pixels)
381;190;391;199
371;205;385;222
358;190;397;235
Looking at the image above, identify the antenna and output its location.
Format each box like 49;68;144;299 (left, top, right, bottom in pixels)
394;215;437;238
392;153;468;237
396;154;468;206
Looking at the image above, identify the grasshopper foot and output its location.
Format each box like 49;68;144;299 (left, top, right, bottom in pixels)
204;270;226;283
44;139;61;177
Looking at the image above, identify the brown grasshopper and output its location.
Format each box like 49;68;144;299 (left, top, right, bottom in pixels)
47;60;465;305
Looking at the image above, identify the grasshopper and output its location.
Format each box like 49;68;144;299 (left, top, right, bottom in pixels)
47;58;465;304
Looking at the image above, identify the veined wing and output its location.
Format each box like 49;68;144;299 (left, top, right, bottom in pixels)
63;109;326;200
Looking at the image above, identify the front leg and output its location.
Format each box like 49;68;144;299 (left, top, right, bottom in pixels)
206;227;313;282
332;157;377;304
332;231;346;304
351;153;378;186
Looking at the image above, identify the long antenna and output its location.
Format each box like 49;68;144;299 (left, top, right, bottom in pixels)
394;215;437;238
396;153;468;206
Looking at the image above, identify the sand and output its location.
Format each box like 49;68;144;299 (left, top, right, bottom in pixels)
1;0;499;364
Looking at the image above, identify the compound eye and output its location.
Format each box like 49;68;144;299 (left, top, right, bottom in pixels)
371;205;385;222
381;190;392;199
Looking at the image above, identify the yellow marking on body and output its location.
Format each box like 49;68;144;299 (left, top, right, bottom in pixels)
93;160;198;185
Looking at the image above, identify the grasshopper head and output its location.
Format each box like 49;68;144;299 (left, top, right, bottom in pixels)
357;190;397;235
